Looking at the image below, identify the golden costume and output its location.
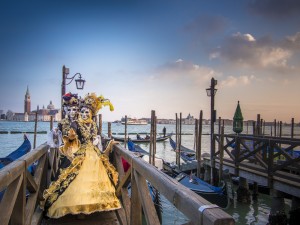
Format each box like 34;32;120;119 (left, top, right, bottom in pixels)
42;93;120;218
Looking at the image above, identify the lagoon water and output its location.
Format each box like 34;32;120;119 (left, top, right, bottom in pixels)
0;121;296;224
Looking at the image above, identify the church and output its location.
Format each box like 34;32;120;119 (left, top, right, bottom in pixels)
10;87;62;122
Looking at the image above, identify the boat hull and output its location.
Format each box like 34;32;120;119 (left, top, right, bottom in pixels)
113;135;170;143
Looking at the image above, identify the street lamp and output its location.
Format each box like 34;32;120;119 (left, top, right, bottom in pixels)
206;77;217;185
61;65;86;118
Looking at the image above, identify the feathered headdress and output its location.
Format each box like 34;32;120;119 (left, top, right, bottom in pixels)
62;92;79;106
81;93;114;115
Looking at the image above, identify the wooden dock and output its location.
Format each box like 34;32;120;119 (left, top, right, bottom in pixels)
0;141;235;225
41;211;119;225
205;133;300;197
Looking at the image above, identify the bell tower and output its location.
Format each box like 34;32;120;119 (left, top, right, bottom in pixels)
24;86;31;114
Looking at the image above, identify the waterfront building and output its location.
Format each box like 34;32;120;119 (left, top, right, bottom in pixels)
6;87;61;122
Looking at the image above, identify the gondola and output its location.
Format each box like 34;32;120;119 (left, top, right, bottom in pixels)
112;134;171;143
0;135;33;200
0;134;31;169
175;172;229;208
169;136;196;162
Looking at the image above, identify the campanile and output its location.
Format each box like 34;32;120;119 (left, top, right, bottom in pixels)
24;86;31;114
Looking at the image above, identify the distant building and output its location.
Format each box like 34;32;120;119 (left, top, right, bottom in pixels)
6;87;61;122
24;85;31;114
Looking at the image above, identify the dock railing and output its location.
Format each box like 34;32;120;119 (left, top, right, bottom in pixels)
0;143;59;225
112;143;234;225
212;134;300;196
0;142;235;225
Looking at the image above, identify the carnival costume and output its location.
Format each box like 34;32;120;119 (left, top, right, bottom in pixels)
42;93;120;218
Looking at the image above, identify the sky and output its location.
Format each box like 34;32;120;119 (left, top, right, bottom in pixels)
0;0;300;123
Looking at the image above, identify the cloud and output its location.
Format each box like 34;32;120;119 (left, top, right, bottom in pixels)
220;75;256;87
248;0;300;18
283;32;300;50
154;59;220;86
183;14;229;39
211;32;296;74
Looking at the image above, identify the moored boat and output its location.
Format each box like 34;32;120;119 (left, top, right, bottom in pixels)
0;134;31;169
175;172;229;208
169;136;196;162
113;134;171;143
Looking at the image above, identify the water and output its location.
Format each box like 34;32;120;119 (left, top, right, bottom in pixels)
0;121;296;224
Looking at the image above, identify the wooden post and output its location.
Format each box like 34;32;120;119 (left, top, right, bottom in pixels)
257;114;261;135
124;115;128;149
219;126;224;184
175;113;178;149
175;113;179;166
271;124;273;136
197;111;203;178
108;122;112;138
34;110;38;149
263;120;266;136
246;121;249;134
279;121;282;151
50;116;53;131
178;113;182;169
274;119;277;137
218;117;221;135
98;114;102;135
154;115;157;156
235;134;240;177
260;118;263;135
291;118;294;139
252;121;256;136
194;119;198;153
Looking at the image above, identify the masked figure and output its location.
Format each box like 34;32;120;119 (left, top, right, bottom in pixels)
42;93;120;218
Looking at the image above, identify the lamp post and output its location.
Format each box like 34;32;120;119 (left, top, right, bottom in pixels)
61;65;86;119
206;77;217;185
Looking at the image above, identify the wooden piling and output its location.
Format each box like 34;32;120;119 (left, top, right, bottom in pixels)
33;110;38;149
289;196;300;225
256;114;261;135
175;113;179;166
246;121;249;134
218;126;224;184
124;115;127;149
218;117;221;136
197;111;203;178
194;119;198;152
269;190;288;225
291;118;294;139
274;119;277;137
50;116;53;131
108;122;112;138
236;177;251;203
98;114;102;135
178;113;182;170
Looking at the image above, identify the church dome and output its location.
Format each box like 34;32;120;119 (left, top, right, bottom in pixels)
47;100;55;110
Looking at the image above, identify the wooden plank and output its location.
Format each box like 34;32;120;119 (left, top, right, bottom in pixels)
130;169;142;225
25;154;47;225
26;170;37;193
133;170;160;225
0;174;23;225
40;211;120;224
31;207;44;225
113;151;130;225
116;169;131;197
0;160;24;191
115;144;234;225
11;171;26;225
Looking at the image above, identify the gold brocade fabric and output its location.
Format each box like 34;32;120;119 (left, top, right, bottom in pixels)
42;142;121;218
